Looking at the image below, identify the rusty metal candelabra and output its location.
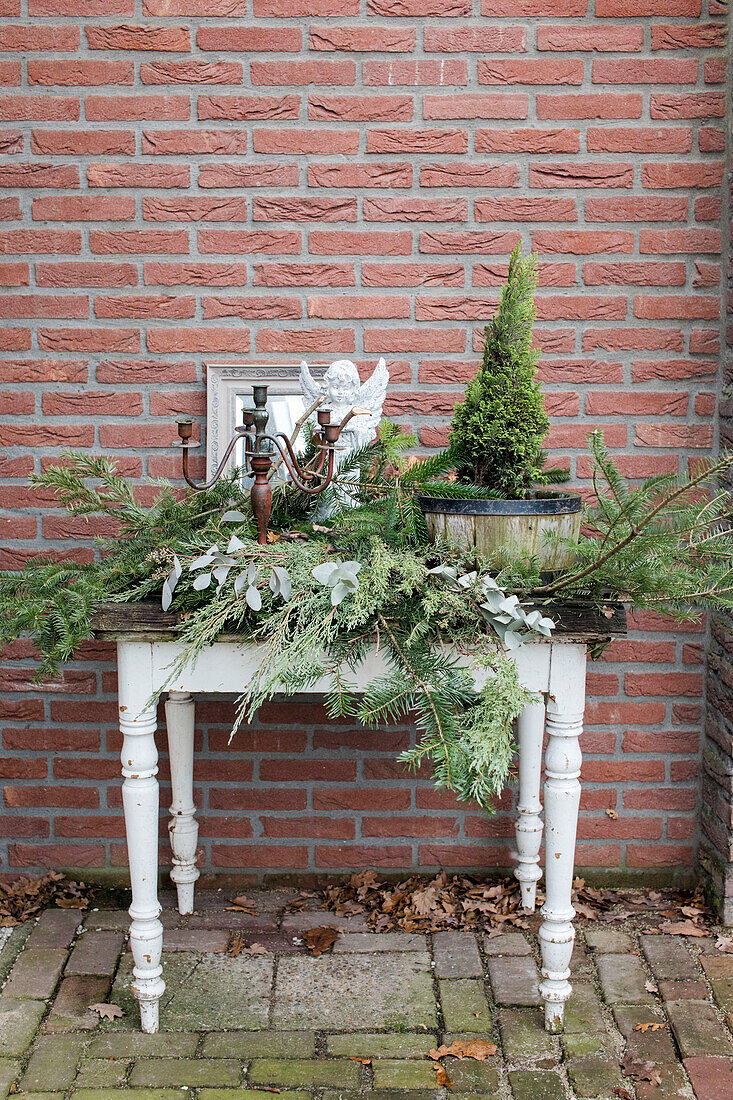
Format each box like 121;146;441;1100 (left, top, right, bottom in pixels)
175;384;351;544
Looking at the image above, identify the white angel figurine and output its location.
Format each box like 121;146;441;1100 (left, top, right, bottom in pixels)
299;357;389;466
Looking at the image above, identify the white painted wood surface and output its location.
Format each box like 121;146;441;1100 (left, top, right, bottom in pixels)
116;635;589;1035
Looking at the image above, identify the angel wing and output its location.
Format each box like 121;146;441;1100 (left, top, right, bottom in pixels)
299;359;323;410
357;357;389;434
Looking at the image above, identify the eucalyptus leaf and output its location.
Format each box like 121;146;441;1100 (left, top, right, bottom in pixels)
312;562;338;586
213;565;231;589
192;572;212;591
234;573;248;596
227;534;246;554
246;562;257;585
245;585;262;611
221;510;248;523
270;565;291;602
330;580;350;606
161;555;182;612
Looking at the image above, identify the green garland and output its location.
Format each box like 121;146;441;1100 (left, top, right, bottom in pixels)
2;425;732;812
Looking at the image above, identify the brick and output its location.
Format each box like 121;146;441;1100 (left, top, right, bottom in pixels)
143;129;247;155
640;229;721;253
584;262;686;286
367;128;467;153
652;23;727;50
254;128;356;155
666;1001;733;1057
651;93;725;119
87;163;189;188
143;197;248;221
0;25;79;50
530;162;633;188
587;127;692;154
85;25;191;51
309;162;411;189
86;96;190;122
0;95;79;121
642;163;724;189
28;60;133;86
31;129;135;155
538;25;643;51
36;262;136;286
538;93;642;119
141;61;242;85
424;94;526;119
199;27;302;52
479;59;583;84
199;95;300;121
32;195;135;221
476;128;579;152
421;163;519;187
593;59;698;83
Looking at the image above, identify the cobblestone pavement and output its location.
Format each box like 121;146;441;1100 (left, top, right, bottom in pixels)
1;889;732;1100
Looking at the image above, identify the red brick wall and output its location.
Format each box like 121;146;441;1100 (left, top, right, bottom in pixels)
0;0;728;881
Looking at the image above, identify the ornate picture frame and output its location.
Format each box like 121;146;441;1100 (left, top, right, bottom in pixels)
205;362;327;481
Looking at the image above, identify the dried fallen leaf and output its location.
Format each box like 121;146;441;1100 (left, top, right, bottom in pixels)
658;920;709;937
225;895;256;914
633;1022;665;1033
620;1056;662;1086
434;1064;453;1088
613;1088;634;1099
428;1039;497;1062
349;1057;372;1065
302;926;339;956
645;980;658;994
88;1003;123;1021
606;809;619;820
716;936;733;953
56;896;88;909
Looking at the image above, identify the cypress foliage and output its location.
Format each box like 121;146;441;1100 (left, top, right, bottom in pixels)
448;244;567;498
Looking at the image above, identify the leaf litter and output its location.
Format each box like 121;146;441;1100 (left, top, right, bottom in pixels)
0;872;92;926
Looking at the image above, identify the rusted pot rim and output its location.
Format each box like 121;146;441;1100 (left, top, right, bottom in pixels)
416;491;583;516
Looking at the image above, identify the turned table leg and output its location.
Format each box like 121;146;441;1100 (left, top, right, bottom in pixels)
165;690;199;916
538;643;585;1033
118;642;165;1034
514;697;545;912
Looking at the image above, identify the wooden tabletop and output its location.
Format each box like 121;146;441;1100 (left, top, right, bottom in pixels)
91;599;627;643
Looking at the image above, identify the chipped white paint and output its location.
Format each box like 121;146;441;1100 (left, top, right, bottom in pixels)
116;635;589;1033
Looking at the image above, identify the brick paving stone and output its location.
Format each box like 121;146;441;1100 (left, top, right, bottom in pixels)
87;1033;199;1058
683;1056;733;1100
641;936;698;981
83;910;130;932
249;1058;361;1088
596;953;655;1005
634;1062;690;1100
658;980;709;1001
0;997;45;1055
562;983;607;1034
21;1034;87;1091
322;1093;436;1100
484;933;531;956
45;975;110;1032
201;1093;303;1100
66;932;125;976
159;930;229;953
0;927;31;987
562;1031;616;1060
280;910;368;933
710;979;733;1013
0;1061;19;1099
130;1058;241;1087
584;927;635;954
666;1000;733;1058
3;948;68;999
613;1006;677;1062
700;956;733;980
499;1007;558;1064
439;978;492;1031
274;953;436;1030
74;1058;132;1088
72;1091;183;1100
333;932;426;953
442;1056;500;1092
28;909;82;950
509;1068;565;1100
202;1031;315;1058
488;956;540;1006
371;1058;438;1088
566;1054;624;1097
327;1032;436;1058
184;913;280;933
432;931;483;978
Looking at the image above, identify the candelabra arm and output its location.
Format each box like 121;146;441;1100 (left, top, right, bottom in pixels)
257;434;337;495
179;426;247;492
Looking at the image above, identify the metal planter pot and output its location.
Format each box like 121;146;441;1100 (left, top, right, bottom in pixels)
417;490;583;569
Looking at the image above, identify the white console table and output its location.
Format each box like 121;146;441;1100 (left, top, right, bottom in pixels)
93;601;625;1036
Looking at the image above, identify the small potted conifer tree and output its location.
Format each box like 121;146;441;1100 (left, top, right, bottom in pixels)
418;245;582;569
